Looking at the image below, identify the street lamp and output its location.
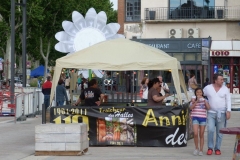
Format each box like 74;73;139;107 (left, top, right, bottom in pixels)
10;0;27;103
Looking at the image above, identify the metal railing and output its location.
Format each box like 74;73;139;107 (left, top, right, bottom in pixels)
14;87;44;120
144;6;240;20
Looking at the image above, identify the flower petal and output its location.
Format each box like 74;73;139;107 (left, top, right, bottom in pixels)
55;42;75;53
72;11;86;30
55;31;74;44
107;34;125;40
96;11;107;30
102;23;120;38
85;8;97;27
62;21;78;37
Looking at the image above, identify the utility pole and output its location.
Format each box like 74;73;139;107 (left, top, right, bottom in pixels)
11;0;27;102
15;0;27;86
22;0;27;87
10;0;16;103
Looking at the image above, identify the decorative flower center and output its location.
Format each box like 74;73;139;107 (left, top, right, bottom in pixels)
73;28;106;51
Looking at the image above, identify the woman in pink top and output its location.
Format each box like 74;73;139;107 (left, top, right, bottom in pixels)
190;88;210;156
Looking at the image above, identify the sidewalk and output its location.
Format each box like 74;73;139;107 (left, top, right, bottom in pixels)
0;116;15;123
0;112;239;160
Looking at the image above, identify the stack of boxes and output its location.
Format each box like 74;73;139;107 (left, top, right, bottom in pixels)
35;123;88;155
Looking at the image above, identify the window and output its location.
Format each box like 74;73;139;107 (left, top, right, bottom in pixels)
169;0;215;19
185;53;196;61
173;53;184;61
126;0;141;22
170;0;215;8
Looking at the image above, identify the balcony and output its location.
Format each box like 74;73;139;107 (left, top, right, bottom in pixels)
144;6;240;22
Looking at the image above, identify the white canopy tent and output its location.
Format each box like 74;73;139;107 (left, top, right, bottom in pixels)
50;38;188;104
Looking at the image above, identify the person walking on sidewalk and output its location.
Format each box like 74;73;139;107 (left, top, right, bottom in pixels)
42;76;52;108
203;74;231;155
190;88;210;156
56;79;68;106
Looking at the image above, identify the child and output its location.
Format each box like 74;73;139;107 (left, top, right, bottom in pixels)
190;87;210;156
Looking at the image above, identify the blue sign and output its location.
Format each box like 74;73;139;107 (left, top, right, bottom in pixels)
213;65;218;74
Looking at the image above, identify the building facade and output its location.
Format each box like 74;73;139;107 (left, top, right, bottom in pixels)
118;0;240;93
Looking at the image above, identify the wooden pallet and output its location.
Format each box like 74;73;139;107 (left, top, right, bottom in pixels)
35;148;88;156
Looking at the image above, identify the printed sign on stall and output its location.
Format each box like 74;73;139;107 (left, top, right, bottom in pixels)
50;105;192;147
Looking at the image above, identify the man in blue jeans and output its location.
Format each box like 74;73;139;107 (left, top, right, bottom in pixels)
203;74;231;155
42;76;52;108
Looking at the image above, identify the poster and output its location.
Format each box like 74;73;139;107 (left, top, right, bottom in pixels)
50;104;192;147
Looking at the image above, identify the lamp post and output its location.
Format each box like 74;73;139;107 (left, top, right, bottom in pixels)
10;0;15;103
10;0;27;103
208;36;212;82
15;0;27;87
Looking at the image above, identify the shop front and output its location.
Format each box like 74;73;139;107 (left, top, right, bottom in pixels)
132;38;208;91
210;41;240;93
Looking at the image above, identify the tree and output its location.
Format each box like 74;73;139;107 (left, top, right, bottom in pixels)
0;0;44;81
29;0;117;78
0;0;117;79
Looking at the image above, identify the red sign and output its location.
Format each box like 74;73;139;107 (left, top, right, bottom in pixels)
211;50;230;56
27;61;31;68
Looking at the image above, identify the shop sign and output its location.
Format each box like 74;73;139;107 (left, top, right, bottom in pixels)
187;43;201;49
202;61;208;65
27;69;31;76
202;47;209;60
132;39;202;53
211;50;230;56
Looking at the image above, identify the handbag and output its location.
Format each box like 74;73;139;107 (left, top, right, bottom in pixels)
190;83;198;89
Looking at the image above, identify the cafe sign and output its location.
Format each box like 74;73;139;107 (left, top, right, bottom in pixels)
132;38;202;53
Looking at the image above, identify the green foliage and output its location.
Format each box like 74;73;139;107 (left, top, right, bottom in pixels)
29;78;38;87
0;1;21;54
0;0;117;66
37;76;43;81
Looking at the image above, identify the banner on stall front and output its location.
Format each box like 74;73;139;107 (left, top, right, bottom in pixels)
50;105;192;147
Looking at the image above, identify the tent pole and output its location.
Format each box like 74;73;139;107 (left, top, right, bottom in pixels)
88;69;92;81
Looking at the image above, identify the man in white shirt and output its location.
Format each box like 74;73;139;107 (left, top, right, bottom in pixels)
203;74;231;156
158;76;169;96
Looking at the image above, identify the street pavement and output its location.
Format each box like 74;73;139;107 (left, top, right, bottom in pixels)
0;112;239;160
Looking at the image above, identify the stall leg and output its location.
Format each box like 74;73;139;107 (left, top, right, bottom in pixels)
42;104;46;124
233;134;240;160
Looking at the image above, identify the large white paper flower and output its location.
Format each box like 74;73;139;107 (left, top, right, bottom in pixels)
54;8;124;78
55;7;124;53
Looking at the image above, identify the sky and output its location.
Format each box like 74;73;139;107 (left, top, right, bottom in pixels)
110;0;118;10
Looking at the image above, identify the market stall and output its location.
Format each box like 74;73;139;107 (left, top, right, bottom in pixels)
49;38;191;147
50;38;188;103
